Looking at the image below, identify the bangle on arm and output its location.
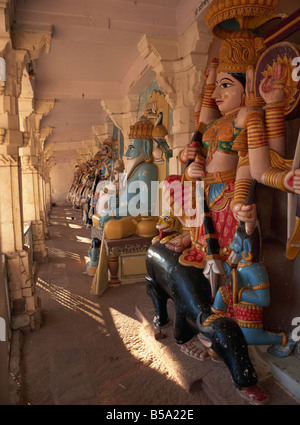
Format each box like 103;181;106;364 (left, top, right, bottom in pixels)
264;102;286;139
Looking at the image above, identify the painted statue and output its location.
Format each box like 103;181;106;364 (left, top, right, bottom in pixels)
92;138;114;213
145;0;300;405
97;116;159;239
90;118;159;297
213;220;296;357
95;159;125;217
83;237;101;276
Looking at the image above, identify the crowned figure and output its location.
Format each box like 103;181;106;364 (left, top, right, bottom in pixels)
145;0;300;405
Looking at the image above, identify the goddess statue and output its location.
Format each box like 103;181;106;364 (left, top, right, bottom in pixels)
145;0;300;404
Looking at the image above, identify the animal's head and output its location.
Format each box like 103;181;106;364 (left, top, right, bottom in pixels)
156;212;176;232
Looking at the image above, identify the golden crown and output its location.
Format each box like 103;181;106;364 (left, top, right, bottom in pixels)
102;137;115;150
205;0;279;73
205;0;278;39
217;29;266;73
129;116;154;139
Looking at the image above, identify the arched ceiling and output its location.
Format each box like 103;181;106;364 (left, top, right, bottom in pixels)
14;0;198;165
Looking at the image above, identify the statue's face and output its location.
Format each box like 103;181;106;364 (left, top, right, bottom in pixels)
125;139;143;160
100;145;111;161
124;139;145;174
228;233;243;264
212;72;245;115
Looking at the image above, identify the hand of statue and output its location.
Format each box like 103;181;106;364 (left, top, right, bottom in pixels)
284;169;300;194
259;62;288;105
233;203;257;235
181;143;202;163
205;58;218;86
186;155;205;180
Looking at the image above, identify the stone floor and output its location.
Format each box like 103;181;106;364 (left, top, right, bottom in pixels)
14;206;300;407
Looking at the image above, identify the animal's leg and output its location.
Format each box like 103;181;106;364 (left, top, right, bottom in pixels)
145;275;170;328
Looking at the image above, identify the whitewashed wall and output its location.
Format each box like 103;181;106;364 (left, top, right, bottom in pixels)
50;163;74;205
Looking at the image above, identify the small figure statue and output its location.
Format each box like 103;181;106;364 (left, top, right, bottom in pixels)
213;221;297;358
83;238;101;276
151;211;181;245
93;138;114;212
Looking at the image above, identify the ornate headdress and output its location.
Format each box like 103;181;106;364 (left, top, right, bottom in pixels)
205;0;279;73
129;116;154;139
102;137;115;150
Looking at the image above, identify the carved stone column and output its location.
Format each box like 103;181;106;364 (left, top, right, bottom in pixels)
101;95;139;151
19;149;48;262
0;147;23;253
0;9;53;331
138;20;212;174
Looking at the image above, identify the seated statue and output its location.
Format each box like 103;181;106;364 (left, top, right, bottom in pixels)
98;116;159;239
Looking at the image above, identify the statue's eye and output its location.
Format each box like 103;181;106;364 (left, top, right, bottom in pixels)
220;82;233;89
129;146;134;151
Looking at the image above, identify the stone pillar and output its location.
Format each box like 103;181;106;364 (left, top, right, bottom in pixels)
0;146;24;253
138;20;212;174
37;164;49;239
0;14;52;331
19;149;48;262
43;161;53;218
6;249;41;331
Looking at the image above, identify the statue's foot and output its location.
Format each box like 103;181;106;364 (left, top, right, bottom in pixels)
165;232;191;253
180;337;210;361
267;332;297;358
235;383;268;405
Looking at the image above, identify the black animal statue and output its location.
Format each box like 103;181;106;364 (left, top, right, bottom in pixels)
145;241;266;404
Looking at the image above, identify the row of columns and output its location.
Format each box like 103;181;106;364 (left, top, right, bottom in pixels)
0;1;54;331
0;1;214;332
101;20;213;175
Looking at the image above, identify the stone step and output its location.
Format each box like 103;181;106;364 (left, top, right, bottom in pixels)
136;301;300;405
265;352;300;401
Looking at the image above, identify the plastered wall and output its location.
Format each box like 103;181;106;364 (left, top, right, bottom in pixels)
50;163;74;206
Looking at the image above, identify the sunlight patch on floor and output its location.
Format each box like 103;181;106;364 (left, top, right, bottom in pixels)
50;221;68;226
36;278;110;335
109;307;183;388
76;235;92;244
68;223;82;229
47;246;82;261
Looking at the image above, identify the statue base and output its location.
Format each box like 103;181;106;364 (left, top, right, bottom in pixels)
135;302;299;404
104;234;153;284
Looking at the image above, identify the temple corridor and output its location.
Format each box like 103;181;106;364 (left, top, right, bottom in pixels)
12;205;299;405
18;205;215;405
0;0;300;408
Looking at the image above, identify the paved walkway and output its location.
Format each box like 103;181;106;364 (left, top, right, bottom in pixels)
19;206;300;406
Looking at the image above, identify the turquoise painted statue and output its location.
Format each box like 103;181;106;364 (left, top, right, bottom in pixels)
98;116;159;236
212;222;296;358
83;237;101;276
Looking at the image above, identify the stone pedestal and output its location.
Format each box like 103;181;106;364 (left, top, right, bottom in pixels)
104;234;153;284
6;250;41;331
